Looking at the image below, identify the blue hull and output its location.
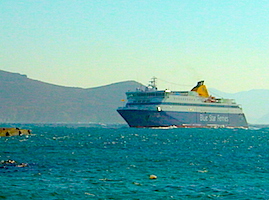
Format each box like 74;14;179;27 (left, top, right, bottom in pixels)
117;109;248;128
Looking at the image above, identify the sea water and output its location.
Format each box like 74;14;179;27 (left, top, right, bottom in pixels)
1;124;269;199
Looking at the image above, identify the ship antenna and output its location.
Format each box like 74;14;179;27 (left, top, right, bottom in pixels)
148;77;157;90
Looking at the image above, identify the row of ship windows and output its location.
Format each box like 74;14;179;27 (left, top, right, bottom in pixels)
132;98;195;103
127;93;165;97
128;102;239;108
133;100;151;103
173;98;197;101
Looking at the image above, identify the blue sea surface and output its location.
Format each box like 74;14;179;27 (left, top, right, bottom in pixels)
1;124;269;199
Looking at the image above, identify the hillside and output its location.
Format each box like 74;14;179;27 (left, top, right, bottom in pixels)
0;70;143;123
0;70;268;124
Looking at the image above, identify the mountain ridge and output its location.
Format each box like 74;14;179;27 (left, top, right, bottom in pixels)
0;70;268;124
209;88;269;124
0;70;141;123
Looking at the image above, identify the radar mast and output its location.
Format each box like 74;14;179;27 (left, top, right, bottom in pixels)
148;77;157;90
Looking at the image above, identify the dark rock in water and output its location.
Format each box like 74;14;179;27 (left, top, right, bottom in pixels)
0;159;29;169
0;128;31;137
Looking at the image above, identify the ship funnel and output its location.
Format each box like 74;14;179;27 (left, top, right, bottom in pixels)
191;81;209;98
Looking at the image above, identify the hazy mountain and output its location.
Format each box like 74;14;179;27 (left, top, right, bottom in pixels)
0;70;143;123
0;69;268;124
209;88;269;124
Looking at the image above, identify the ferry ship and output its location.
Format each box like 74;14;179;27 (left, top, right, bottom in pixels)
117;78;248;128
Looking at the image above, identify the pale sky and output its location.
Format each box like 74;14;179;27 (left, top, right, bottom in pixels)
1;0;269;93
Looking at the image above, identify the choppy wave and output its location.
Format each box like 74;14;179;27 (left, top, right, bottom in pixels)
1;123;269;199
